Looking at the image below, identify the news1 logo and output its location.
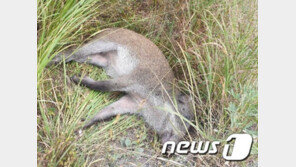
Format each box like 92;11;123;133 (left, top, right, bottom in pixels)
162;133;253;161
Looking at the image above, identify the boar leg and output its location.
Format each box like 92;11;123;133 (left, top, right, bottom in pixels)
71;75;128;92
83;95;139;129
49;41;118;68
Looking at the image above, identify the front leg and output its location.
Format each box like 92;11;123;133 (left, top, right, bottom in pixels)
83;95;139;129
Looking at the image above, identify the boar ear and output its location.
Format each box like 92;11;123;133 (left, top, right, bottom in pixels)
177;93;188;104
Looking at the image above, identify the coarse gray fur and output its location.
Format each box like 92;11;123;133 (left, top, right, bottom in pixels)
50;28;195;144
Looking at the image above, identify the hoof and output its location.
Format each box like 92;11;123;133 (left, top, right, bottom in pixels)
70;75;81;84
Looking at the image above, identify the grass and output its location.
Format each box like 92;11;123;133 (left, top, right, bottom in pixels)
37;0;258;166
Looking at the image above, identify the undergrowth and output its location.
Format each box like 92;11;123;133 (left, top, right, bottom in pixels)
37;0;257;166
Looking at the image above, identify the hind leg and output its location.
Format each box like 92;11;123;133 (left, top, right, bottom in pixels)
49;40;118;68
71;75;128;92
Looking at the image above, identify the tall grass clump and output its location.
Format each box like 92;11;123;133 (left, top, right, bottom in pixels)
37;0;134;166
166;1;258;164
38;0;101;82
38;0;257;166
